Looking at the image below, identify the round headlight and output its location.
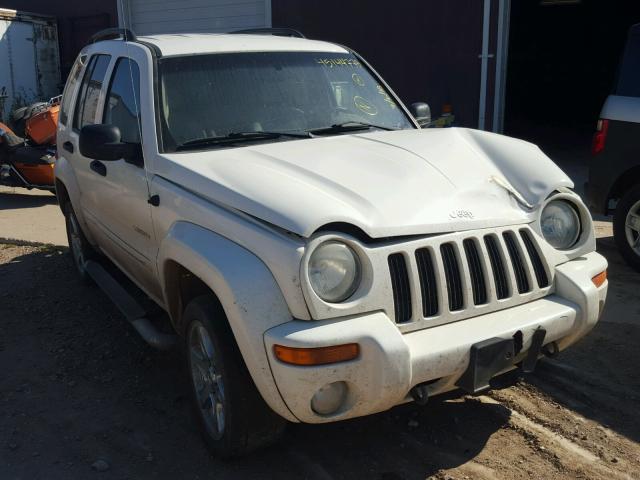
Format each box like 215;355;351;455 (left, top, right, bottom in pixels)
540;200;581;249
308;241;361;303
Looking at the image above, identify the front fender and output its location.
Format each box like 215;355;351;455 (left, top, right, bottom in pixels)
157;221;297;422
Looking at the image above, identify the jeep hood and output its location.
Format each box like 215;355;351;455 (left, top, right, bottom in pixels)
157;128;573;238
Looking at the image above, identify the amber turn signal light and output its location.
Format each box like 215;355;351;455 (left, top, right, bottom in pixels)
273;343;359;366
592;270;607;288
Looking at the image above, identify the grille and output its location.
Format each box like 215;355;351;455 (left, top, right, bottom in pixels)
388;227;551;326
503;231;530;294
415;248;439;317
485;235;510;300
441;243;464;311
388;253;412;323
463;239;488;305
520;229;550;288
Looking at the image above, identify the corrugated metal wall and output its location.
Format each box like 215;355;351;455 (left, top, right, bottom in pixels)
272;0;503;130
119;0;271;35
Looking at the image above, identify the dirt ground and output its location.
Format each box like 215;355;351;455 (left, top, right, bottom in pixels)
0;236;639;480
0;187;66;246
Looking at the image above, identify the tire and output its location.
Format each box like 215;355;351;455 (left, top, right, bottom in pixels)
184;295;286;457
613;185;640;273
63;202;96;284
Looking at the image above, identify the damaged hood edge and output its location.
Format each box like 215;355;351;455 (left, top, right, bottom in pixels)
156;128;574;239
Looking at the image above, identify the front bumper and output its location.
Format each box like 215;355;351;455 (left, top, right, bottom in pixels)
264;252;608;423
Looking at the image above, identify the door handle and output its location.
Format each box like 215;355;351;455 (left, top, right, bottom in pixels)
63;141;74;153
90;160;107;177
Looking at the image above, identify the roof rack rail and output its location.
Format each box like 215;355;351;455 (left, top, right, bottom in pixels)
231;27;305;39
90;27;137;43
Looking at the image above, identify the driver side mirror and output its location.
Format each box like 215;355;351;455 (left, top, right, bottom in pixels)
409;102;431;128
79;124;140;163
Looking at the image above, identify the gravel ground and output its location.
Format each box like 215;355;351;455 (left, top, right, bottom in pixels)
1;237;639;480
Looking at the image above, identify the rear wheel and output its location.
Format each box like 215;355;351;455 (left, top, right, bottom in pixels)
614;185;640;272
63;202;96;284
184;295;286;457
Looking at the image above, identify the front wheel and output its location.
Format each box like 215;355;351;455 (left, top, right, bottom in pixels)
614;185;640;272
184;295;286;457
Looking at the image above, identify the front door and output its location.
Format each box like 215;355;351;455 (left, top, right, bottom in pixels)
92;55;161;299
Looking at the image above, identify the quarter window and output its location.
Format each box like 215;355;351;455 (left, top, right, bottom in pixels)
73;54;111;130
60;54;86;126
103;58;142;144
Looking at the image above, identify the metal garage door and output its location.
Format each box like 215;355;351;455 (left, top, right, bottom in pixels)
119;0;271;36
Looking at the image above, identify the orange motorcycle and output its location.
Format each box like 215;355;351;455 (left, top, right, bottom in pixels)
0;97;59;191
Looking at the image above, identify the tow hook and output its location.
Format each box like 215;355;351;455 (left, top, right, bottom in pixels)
410;384;429;406
543;341;560;358
522;328;547;373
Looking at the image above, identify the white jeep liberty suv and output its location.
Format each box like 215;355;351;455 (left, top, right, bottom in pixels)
55;28;609;457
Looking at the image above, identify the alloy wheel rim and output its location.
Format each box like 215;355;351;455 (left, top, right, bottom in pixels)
69;214;86;273
624;199;640;256
189;322;225;439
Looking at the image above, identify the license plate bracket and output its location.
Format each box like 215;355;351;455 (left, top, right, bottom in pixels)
456;337;515;394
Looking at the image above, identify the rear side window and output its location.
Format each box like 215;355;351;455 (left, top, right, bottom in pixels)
103;58;142;144
616;26;640;97
73;54;111;130
60;54;86;126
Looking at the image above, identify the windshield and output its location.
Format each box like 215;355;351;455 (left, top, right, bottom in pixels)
158;51;414;151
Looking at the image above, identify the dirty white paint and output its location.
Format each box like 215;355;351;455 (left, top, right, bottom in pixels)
0;9;61;122
55;34;610;425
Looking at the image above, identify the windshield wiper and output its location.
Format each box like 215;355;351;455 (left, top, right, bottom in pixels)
307;121;396;136
176;131;312;151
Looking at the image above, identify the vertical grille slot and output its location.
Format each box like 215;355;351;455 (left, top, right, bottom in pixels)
415;248;439;317
520;229;550;288
440;243;464;311
463;239;488;305
503;231;531;294
388;253;412;323
485;235;510;299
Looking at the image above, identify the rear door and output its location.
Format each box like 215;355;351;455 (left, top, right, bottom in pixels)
64;52;112;236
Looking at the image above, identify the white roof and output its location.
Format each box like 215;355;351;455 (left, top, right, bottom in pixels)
136;33;349;57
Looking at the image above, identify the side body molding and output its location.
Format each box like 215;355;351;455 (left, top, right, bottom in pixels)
157;221;297;422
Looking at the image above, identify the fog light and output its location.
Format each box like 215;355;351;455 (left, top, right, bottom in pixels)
311;381;347;415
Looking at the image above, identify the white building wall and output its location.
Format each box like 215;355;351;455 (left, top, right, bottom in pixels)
0;9;61;122
118;0;271;36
